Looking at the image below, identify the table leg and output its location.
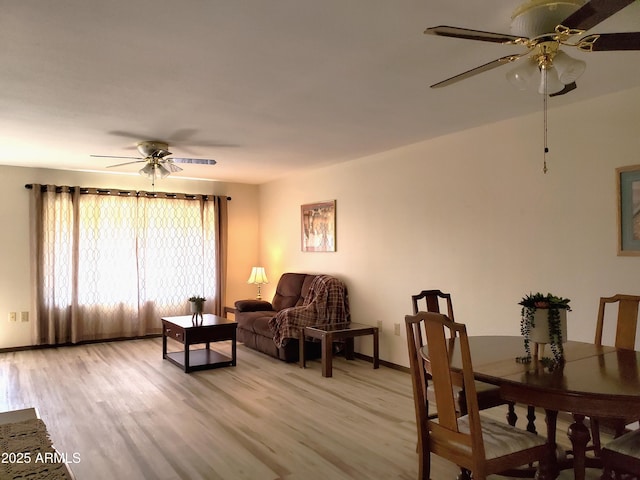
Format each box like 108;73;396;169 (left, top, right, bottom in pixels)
299;328;306;369
372;328;379;369
184;342;190;373
567;413;591;480
345;338;355;360
322;332;333;377
541;409;559;480
231;330;237;366
506;403;517;426
162;332;167;359
527;405;537;434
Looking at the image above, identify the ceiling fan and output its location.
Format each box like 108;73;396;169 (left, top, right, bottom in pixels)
91;140;217;182
425;0;640;96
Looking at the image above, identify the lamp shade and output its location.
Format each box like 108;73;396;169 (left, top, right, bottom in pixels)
247;267;268;285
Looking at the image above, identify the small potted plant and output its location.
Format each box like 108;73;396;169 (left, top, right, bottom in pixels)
189;296;206;315
518;292;571;367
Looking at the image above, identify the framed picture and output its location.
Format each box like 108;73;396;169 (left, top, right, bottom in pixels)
617;165;640;256
301;200;336;252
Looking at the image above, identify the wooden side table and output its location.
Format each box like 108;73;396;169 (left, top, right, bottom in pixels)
162;314;237;373
299;322;379;377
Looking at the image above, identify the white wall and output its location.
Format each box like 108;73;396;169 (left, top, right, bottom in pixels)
259;87;640;367
0;166;260;348
3;87;640;358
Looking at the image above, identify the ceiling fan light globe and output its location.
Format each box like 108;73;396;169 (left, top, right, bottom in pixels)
553;51;586;84
139;163;155;179
538;67;564;95
506;62;537;90
163;161;183;173
157;164;171;179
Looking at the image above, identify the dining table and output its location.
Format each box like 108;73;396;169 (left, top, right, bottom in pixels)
421;335;640;480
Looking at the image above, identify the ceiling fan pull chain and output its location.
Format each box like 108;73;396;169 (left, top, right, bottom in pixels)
543;69;549;174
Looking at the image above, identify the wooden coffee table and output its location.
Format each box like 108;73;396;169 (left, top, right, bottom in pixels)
162;314;237;373
299;322;379;377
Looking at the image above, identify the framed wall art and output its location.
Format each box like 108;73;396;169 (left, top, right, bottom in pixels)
617;165;640;256
301;200;336;252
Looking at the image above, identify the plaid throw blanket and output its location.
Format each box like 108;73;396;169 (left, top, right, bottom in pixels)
269;275;349;347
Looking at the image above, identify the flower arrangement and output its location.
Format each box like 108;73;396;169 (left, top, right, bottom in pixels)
517;292;571;368
188;296;205;303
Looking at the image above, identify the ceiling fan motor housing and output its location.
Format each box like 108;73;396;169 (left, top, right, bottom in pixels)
137;141;171;158
510;0;585;37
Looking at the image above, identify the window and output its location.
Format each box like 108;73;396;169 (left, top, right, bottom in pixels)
29;185;228;344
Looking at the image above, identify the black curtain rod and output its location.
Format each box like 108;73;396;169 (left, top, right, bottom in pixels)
24;184;231;201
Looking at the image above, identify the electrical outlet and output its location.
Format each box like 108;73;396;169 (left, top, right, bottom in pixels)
8;312;17;322
394;323;400;336
20;312;29;322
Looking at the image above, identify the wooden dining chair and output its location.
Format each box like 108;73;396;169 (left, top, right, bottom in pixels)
601;429;640;479
590;294;640;455
595;294;640;350
411;290;524;429
411;290;455;320
405;312;548;480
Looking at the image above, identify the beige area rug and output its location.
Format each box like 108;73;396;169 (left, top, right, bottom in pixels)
0;418;73;480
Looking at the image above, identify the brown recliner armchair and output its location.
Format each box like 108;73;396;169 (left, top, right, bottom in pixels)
234;272;349;362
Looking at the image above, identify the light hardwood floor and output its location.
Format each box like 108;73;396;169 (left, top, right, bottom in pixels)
0;339;604;479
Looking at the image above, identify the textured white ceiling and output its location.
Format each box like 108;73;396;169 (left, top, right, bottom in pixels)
1;1;639;184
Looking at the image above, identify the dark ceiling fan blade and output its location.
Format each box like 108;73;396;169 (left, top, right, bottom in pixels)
559;0;635;31
578;32;640;51
107;130;237;149
106;160;147;168
430;54;524;88
425;25;525;44
90;154;142;160
170;158;217;165
107;131;150;140
549;82;577;97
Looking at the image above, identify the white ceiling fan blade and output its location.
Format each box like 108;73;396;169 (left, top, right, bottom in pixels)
106;160;147;168
91;154;143;160
171;158;217;166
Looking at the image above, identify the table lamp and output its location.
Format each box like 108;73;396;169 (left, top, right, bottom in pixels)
247;267;268;300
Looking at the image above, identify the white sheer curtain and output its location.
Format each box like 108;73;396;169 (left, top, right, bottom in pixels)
29;185;228;345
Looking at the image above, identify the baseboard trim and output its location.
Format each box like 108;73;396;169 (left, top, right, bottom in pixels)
2;339;412;374
0;334;162;354
353;352;409;373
